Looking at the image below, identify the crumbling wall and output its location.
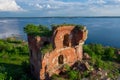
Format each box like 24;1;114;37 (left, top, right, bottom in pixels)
40;47;79;79
27;35;50;79
52;26;74;49
27;25;88;80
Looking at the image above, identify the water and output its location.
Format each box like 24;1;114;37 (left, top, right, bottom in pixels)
0;17;120;48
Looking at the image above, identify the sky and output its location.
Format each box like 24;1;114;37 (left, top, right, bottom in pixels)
0;0;120;17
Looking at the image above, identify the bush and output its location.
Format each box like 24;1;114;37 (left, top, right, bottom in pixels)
21;61;30;74
83;44;116;61
24;24;52;37
83;44;119;71
68;70;78;80
0;66;13;80
64;64;70;71
6;37;22;44
0;39;32;80
83;45;95;57
117;55;120;61
104;47;115;60
0;72;7;80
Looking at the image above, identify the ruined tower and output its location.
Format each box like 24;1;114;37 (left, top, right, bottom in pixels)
27;24;88;80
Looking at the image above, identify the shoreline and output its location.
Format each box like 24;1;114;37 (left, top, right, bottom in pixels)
1;16;120;18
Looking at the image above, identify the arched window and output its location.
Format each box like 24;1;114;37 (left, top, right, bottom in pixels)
58;55;64;64
63;34;69;47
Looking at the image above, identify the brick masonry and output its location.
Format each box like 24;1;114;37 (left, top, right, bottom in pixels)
27;26;88;80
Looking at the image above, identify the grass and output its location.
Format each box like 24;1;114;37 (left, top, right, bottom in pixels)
83;44;120;79
0;38;33;80
0;37;120;80
50;44;120;80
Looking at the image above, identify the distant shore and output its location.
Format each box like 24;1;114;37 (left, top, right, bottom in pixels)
1;16;120;18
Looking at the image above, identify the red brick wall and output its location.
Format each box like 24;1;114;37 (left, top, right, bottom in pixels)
28;26;88;80
40;47;81;79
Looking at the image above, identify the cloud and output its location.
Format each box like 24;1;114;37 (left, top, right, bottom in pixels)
1;0;120;16
16;0;83;10
0;0;24;12
88;0;106;4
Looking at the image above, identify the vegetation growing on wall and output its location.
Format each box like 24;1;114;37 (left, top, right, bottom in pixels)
24;24;52;37
75;25;85;30
24;23;85;37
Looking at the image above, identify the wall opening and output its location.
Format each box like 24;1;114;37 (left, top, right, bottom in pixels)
43;41;50;46
63;34;69;47
58;55;64;64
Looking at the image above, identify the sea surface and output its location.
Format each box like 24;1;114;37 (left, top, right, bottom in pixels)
0;17;120;48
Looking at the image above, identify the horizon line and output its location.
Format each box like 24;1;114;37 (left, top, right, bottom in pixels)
0;16;120;18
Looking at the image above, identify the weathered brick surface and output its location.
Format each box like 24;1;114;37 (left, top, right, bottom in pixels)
28;26;88;80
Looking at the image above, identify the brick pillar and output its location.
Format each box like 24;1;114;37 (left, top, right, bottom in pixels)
75;42;84;60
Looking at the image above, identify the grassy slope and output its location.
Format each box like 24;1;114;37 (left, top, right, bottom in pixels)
0;38;120;80
0;38;33;80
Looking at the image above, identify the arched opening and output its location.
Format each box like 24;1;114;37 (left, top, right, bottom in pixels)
63;34;69;47
58;55;64;64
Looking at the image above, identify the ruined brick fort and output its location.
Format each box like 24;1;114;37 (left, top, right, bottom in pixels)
27;24;88;80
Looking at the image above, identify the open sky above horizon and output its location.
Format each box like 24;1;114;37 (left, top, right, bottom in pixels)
0;0;120;17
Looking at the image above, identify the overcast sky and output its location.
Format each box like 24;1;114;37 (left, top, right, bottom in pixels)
0;0;120;17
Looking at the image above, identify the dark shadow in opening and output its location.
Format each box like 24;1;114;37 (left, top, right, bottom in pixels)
63;34;69;47
43;41;50;46
58;55;64;64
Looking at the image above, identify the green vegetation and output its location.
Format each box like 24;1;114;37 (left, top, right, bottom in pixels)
83;44;120;79
1;24;120;80
24;23;85;37
41;43;53;54
50;44;120;80
0;38;34;80
75;25;85;30
0;37;120;80
24;24;52;37
51;74;65;80
83;44;118;62
67;70;78;80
